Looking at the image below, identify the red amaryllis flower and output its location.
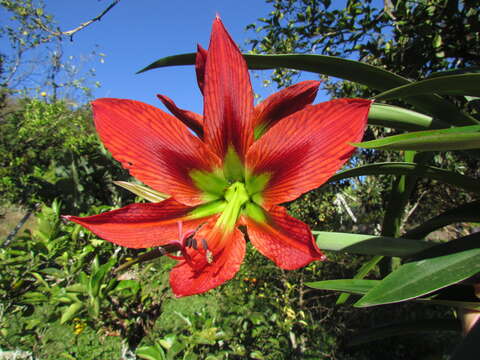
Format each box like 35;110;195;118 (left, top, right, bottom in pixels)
64;17;372;297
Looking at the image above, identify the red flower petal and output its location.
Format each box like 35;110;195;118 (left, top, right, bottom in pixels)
203;17;254;161
195;44;207;94
92;98;221;206
63;198;208;248
245;205;325;270
170;221;246;297
157;94;204;138
246;99;371;208
253;80;320;138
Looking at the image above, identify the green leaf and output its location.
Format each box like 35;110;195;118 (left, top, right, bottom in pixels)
404;200;480;239
355;125;480;151
426;67;480;79
139;52;477;126
329;162;480;193
158;334;177;350
136;344;166;360
114;280;140;295
307;279;480;310
376;73;480;100
89;256;116;298
355;238;480;307
336;256;383;305
368;103;443;131
139;53;405;90
306;279;379;295
313;231;433;257
416;283;480;310
114;181;169;202
60;302;83;324
346;320;460;346
65;283;87;293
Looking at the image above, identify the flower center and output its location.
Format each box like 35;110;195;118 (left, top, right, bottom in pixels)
216;181;249;231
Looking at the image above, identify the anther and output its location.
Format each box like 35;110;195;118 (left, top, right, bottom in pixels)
184;234;198;249
206;250;214;264
201;238;209;250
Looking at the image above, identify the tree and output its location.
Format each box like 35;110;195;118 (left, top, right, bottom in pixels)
247;0;480;88
0;0;120;105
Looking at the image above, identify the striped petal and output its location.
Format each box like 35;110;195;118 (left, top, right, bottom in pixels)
253;80;320;139
170;222;246;297
195;44;207;94
245;205;325;270
246;99;371;208
203;17;254;161
63;198;208;248
92;98;221;206
157;94;204;138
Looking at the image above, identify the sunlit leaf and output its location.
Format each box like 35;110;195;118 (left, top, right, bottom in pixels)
329;162;480;193
114;181;169;202
375;73;480;100
368;103;442;131
60;302;83;324
355;125;480;151
336;256;383;305
136;343;166;360
355;234;480;307
306;279;379;295
313;231;433;257
139;52;477;126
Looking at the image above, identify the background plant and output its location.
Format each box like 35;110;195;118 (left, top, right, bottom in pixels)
2;1;479;359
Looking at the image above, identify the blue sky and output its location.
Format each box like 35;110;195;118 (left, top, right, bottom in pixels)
3;1;384;112
42;0;287;113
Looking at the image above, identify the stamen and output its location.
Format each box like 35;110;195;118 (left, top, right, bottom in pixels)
201;238;209;250
206;250;214;264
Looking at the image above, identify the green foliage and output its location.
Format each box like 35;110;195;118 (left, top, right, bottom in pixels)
0;201;170;356
246;0;480;87
1;199;461;359
0;0;103;102
0;98;131;211
3;1;480;357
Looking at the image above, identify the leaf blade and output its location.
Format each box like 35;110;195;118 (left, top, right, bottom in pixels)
355;125;480;151
355;236;480;307
140;52;477;126
314;231;433;257
329;162;480;193
376;73;480;100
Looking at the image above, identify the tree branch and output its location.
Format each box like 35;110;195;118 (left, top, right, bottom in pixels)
35;0;121;41
61;0;121;40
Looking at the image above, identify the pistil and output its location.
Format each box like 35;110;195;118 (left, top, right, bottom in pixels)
216;181;249;233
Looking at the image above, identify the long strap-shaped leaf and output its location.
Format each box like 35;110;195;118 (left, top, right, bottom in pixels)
313;231;433;257
138;53;477;126
355;125;480;151
368;103;446;131
306;279;480;310
404;200;480;240
345;320;461;346
329;162;480;193
354;233;480;307
376;73;480;100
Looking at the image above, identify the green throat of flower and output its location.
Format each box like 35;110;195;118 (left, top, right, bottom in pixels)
189;153;270;232
216;181;249;231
